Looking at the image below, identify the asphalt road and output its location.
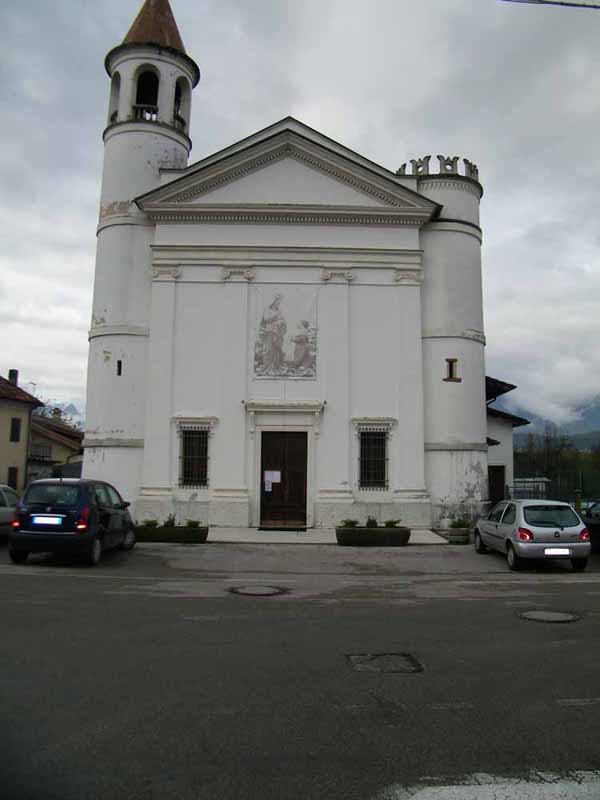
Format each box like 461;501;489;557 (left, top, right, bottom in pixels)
1;538;600;800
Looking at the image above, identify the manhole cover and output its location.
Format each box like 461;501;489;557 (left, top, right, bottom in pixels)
346;653;424;674
520;610;580;623
228;585;289;597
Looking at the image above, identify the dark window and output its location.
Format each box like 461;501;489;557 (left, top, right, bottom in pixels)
4;488;19;507
117;360;123;376
25;483;80;506
359;431;388;489
501;504;516;525
488;503;506;523
105;484;123;509
10;418;21;443
93;484;111;508
523;505;580;528
444;358;462;383
7;467;18;490
180;429;209;488
135;71;159;120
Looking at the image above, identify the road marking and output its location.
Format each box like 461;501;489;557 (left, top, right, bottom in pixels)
372;771;600;799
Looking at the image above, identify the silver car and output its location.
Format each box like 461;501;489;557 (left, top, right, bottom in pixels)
474;499;591;571
0;484;20;530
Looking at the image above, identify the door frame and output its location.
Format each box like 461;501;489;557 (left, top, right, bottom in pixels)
259;430;309;528
251;424;316;528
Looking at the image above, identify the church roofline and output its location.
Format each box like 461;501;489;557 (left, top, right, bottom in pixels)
135;116;443;215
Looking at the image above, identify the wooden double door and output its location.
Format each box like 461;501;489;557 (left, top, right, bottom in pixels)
260;432;308;528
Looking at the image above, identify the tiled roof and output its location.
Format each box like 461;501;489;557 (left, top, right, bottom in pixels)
486;376;517;403
32;415;84;444
123;0;186;53
0;376;43;407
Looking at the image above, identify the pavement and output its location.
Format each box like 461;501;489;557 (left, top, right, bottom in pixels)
2;536;600;800
207;527;447;545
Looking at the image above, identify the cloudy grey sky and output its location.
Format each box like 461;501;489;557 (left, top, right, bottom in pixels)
1;0;599;422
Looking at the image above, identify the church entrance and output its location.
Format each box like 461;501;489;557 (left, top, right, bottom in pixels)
260;432;308;529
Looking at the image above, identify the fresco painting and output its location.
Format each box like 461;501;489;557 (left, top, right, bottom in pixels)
254;288;318;379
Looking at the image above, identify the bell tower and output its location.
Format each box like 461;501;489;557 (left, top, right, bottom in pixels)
83;0;200;500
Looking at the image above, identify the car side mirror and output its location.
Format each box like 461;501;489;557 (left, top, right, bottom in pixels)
122;501;131;509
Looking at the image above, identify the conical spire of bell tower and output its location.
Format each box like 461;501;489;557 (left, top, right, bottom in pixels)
124;0;186;54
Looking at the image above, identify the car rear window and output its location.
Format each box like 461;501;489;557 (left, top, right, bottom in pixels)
523;505;580;528
24;484;81;507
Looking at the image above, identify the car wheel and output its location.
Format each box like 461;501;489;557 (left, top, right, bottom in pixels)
9;548;28;565
120;527;136;552
86;537;102;567
571;558;588;572
506;543;521;571
474;531;488;554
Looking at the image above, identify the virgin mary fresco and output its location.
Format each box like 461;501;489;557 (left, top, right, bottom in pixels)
254;291;317;379
255;293;287;376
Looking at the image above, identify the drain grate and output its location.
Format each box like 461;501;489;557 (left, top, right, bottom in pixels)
346;653;424;674
520;610;580;624
228;585;289;597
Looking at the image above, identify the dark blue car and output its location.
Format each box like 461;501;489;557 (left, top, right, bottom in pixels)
9;479;135;566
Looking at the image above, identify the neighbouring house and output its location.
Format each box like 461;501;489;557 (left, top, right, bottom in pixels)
28;411;84;482
485;377;530;506
83;0;527;529
0;370;43;492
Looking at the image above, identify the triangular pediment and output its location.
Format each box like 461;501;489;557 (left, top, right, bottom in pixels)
137;122;440;226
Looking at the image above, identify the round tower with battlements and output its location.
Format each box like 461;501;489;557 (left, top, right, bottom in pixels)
399;154;487;524
83;0;200;500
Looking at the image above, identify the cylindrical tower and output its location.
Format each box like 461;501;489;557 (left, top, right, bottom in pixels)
83;0;200;501
416;156;487;524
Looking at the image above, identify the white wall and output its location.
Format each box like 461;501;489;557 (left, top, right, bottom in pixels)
487;415;515;487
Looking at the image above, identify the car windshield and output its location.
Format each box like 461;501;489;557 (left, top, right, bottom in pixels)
24;484;81;507
523;505;580;528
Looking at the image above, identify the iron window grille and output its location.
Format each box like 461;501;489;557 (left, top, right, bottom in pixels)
359;430;389;489
179;427;209;488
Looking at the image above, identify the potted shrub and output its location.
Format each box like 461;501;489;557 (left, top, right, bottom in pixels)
447;518;471;545
135;516;209;544
335;517;411;547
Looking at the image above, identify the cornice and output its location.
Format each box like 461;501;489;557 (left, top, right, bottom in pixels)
150;245;423;269
103;120;192;151
425;442;488;452
419;176;483;200
423;219;483;243
422;329;486;345
245;400;325;414
144;204;432;227
89;324;150;340
83;438;144;449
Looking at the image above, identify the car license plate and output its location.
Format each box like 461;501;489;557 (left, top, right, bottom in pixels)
545;547;570;556
33;516;62;526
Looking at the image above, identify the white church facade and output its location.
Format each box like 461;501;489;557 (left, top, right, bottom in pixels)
83;0;526;530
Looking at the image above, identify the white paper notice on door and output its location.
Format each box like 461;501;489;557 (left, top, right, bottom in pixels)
265;471;281;483
264;480;272;492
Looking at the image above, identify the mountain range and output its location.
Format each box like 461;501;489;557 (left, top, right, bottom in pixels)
506;396;600;451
